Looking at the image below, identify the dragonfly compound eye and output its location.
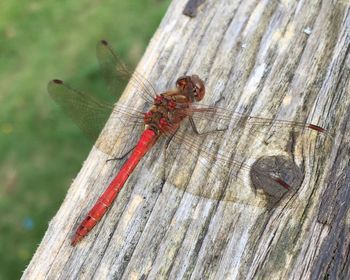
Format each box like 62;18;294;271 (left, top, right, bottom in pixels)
176;76;190;90
190;75;205;101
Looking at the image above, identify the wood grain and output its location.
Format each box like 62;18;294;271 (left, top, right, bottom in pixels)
22;0;350;279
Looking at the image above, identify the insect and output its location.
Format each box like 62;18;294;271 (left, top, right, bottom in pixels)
48;40;326;246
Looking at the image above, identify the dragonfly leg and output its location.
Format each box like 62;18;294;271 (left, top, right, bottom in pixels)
106;145;136;162
189;116;227;135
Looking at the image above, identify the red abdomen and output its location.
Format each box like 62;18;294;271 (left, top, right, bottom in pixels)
72;129;158;246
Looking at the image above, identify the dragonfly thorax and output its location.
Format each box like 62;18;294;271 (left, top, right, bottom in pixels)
144;93;191;134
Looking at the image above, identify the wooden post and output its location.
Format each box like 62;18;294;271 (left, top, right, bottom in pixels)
22;0;350;279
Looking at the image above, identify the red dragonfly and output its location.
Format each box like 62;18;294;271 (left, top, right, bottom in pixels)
48;40;326;246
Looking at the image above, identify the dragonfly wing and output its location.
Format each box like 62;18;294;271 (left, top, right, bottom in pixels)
96;40;156;104
191;104;328;136
48;79;145;157
161;123;258;205
162;122;302;207
48;79;113;142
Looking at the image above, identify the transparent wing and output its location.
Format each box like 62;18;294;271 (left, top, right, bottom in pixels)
48;79;145;157
189;104;328;136
160;125;258;206
162;114;326;207
96;40;156;103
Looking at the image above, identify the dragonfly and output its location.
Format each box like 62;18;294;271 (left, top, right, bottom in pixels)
48;40;327;246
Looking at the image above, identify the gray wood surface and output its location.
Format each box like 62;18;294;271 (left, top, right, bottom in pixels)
22;0;350;279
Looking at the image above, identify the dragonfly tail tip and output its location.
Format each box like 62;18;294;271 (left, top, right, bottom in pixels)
71;234;82;247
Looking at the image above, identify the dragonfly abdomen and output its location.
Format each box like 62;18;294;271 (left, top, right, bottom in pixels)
71;129;158;246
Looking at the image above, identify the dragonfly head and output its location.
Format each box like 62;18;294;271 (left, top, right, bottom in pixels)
176;75;205;102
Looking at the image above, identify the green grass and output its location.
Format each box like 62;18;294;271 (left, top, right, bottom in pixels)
0;0;170;278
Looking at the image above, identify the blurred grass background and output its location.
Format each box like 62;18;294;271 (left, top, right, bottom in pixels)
0;0;170;278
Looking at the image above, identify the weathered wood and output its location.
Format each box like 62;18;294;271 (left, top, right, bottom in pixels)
23;0;350;279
